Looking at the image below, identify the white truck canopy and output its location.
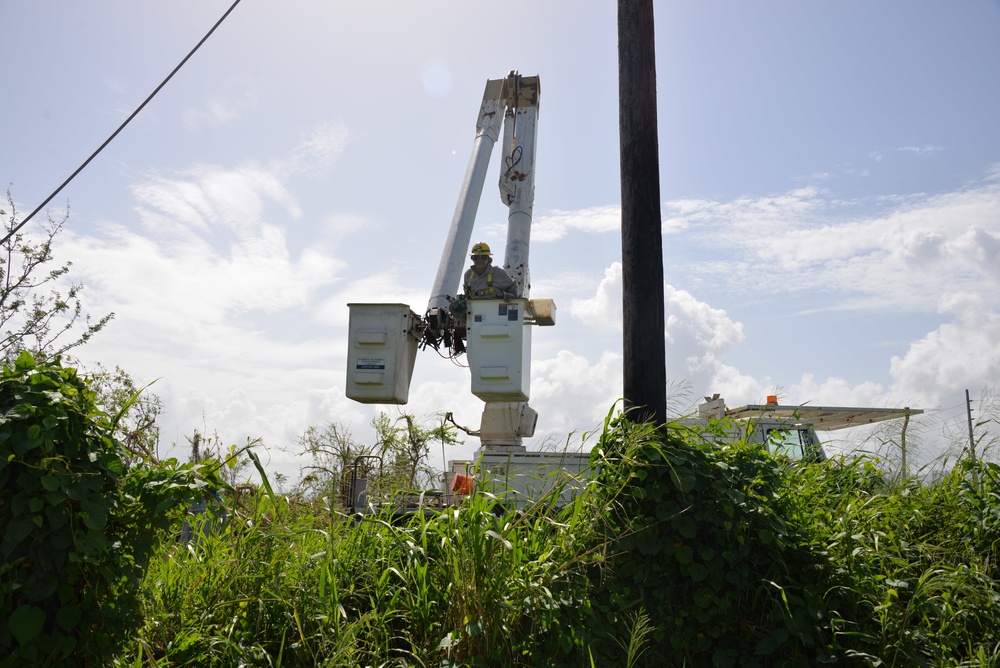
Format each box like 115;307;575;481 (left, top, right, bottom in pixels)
705;399;922;431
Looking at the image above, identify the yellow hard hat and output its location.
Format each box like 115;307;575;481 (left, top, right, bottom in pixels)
470;242;492;257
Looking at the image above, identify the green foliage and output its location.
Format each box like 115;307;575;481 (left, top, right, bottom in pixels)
0;353;227;665
586;416;836;667
122;480;610;667
86;362;163;465
1;191;113;364
103;410;1000;667
374;412;462;491
296;412;462;505
784;456;1000;665
296;420;379;503
586;416;1000;666
184;429;255;488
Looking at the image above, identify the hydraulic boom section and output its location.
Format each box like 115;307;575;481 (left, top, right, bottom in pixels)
422;72;540;358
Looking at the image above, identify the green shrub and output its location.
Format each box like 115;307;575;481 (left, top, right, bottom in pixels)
0;353;225;666
785;456;1000;665
587;416;837;667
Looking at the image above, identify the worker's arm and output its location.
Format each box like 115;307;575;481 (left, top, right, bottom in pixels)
493;266;519;299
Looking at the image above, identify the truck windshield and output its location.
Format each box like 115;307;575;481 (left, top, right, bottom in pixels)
765;428;813;461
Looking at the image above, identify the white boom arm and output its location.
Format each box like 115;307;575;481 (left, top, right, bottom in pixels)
426;72;540;317
499;73;540;299
426;78;505;314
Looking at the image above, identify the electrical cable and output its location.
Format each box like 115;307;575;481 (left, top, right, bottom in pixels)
1;0;245;247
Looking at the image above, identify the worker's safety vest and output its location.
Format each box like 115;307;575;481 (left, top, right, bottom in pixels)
466;269;498;298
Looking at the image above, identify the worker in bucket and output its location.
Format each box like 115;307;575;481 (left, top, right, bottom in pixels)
464;242;518;300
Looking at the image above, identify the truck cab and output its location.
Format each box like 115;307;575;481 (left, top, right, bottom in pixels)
734;417;826;462
682;394;922;463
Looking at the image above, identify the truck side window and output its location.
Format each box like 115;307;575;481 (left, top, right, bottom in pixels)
765;428;808;460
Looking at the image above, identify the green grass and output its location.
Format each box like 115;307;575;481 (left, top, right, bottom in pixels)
111;419;1000;667
784;458;1000;666
121;460;620;667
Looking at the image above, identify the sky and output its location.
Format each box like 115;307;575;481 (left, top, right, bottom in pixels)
3;0;1000;481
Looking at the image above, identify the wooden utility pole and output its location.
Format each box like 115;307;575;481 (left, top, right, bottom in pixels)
619;0;666;424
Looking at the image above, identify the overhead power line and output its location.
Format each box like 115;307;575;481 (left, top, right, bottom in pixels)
2;0;244;246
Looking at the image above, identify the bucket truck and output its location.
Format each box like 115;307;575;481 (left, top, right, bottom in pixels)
344;72;589;511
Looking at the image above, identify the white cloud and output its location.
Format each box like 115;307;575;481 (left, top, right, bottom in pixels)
889;297;1000;406
132;162;302;236
531;205;620;242
570;262;743;353
279;122;351;177
792;171;833;183
57;132;361;480
643;174;1000;437
183;98;246;129
703;363;768;407
320;212;369;237
964;226;1000;281
183;81;260;131
551;247;981;458
661;178;1000;313
568;261;744;404
83;171;339;322
314;272;429;329
569;262;622;326
530;349;623;440
790;375;887;407
897;145;941;156
665;285;744;352
529;204;687;243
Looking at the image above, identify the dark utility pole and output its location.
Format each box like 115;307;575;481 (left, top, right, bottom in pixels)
899;409;910;480
966;388;980;484
619;0;666;424
966;389;978;464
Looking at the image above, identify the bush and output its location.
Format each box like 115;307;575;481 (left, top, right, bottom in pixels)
784;456;1000;665
585;415;1000;667
587;417;837;667
0;353;225;666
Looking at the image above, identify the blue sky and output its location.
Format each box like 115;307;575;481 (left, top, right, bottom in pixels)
3;0;999;477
